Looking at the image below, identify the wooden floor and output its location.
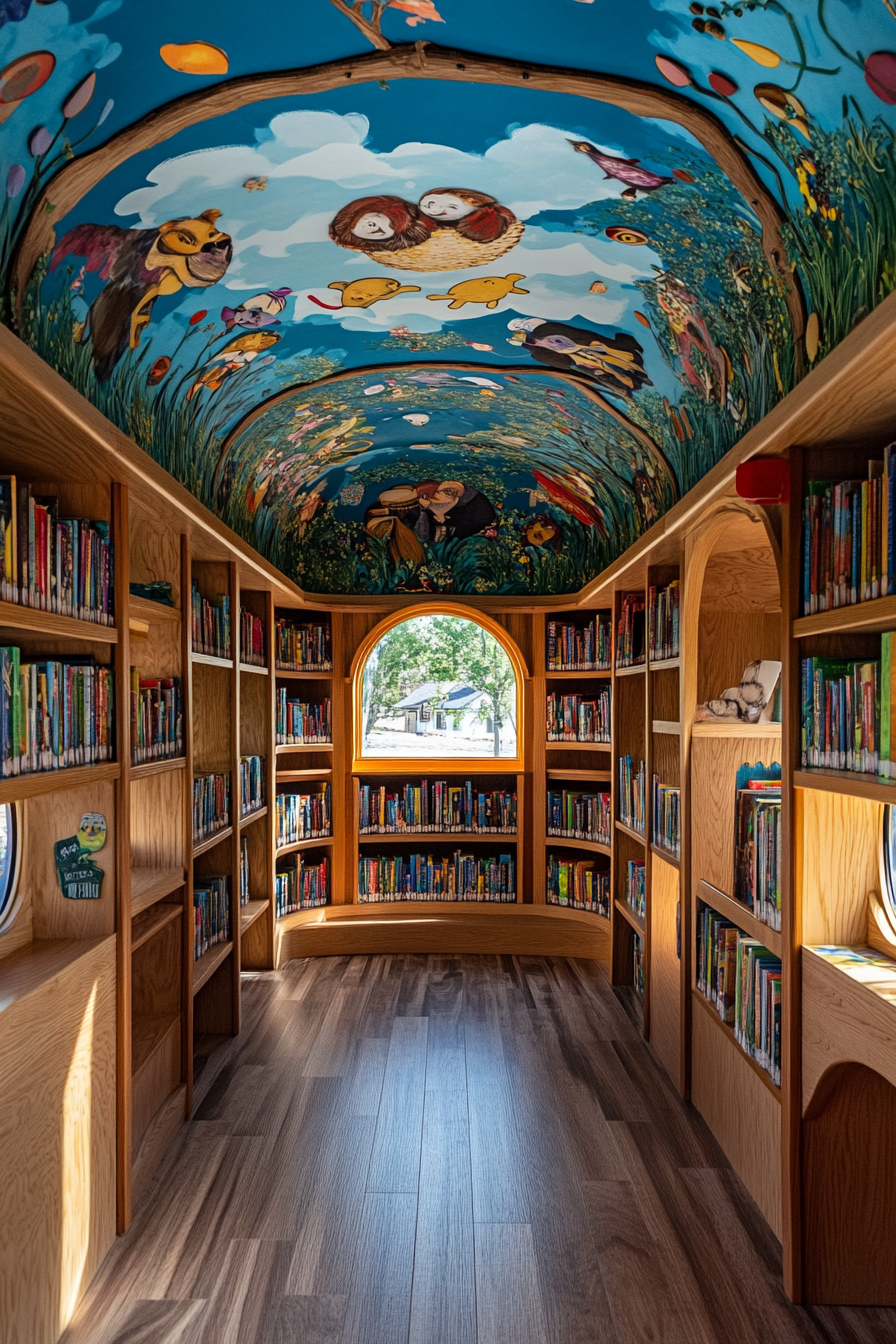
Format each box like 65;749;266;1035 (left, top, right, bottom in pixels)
63;954;896;1344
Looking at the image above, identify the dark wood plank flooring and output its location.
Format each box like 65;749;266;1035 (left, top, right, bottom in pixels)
62;955;896;1344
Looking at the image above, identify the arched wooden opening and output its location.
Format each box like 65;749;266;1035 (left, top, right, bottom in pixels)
803;1061;896;1304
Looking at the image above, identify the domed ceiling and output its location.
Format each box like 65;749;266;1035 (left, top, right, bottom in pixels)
2;1;895;597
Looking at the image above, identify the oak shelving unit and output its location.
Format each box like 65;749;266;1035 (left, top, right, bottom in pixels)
534;607;613;940
611;588;649;1025
3;288;896;1324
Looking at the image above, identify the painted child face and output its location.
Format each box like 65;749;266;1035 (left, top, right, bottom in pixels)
352;212;396;240
419;193;475;220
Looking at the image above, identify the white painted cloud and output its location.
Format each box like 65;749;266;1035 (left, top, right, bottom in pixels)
113;110;673;333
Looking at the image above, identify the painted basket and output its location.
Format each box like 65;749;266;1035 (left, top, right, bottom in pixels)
360;221;525;273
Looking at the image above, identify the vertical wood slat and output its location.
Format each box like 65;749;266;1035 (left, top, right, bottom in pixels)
230;561;241;1035
330;610;346;907
112;481;132;1232
781;448;802;1301
264;587;276;966
676;560;689;1099
181;534;195;1115
643;598;654;1044
610;591;623;986
530;612;546;906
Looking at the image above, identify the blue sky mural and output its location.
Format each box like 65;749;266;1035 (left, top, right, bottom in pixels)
2;0;895;595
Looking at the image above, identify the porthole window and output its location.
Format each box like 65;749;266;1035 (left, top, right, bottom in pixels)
883;806;896;920
354;607;523;763
0;803;21;933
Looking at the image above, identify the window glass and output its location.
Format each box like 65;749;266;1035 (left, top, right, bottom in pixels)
884;806;896;919
360;614;518;759
0;803;20;931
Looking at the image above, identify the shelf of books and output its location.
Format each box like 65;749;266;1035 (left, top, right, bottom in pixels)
685;506;785;1244
352;771;523;909
534;609;613;945
125;509;189;1216
188;555;240;1086
612;589;649;1027
786;439;896;1302
238;587;275;972
271;608;340;954
644;566;683;1082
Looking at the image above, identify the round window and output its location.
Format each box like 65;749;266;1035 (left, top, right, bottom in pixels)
0;803;22;933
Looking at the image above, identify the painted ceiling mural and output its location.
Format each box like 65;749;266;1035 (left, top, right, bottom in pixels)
1;1;895;597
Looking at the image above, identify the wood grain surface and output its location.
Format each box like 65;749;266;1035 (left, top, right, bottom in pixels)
796;791;882;946
691;989;782;1240
55;953;896;1344
649;853;681;1087
0;936;117;1344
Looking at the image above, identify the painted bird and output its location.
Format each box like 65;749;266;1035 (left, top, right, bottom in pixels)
221;288;292;331
568;140;674;198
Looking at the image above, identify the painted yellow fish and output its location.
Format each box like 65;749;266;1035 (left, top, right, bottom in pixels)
310;277;422;310
427;274;528;310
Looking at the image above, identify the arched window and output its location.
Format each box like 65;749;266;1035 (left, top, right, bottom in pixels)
353;606;525;767
883;806;896;921
0;803;22;934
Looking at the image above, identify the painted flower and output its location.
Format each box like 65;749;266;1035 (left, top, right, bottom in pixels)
189;310;208;325
654;55;692;87
731;39;781;69
62;73;96;120
6;163;25;197
159;42;229;75
97;98;114;125
28;125;52;156
864;51;896;104
708;71;738;97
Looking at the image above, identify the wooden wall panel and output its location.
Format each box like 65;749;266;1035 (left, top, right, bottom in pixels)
801;947;896;1107
700;543;781;613
239;672;269;758
131;1019;181;1153
130;768;185;873
128;617;181;680
0;938;117;1344
649;853;681;1085
132;918;182;1021
690;734;782;898
129;517;182;608
691;999;782;1241
797;791;882;946
0;886;34;962
26;782;117;941
696;611;782;709
276;907;610;962
803;1062;896;1304
192;663;233;773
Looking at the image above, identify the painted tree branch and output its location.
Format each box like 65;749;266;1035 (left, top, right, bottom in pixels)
326;0;392;50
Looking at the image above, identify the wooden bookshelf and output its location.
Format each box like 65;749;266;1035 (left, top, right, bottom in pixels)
2;280;896;1329
696;879;782;958
0;599;119;643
